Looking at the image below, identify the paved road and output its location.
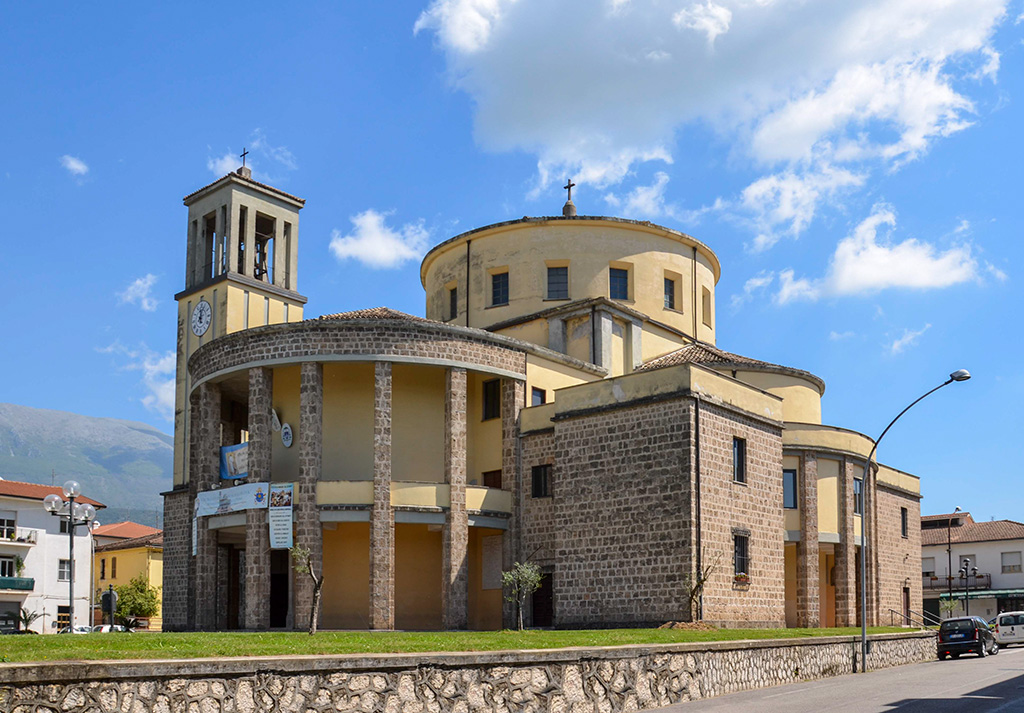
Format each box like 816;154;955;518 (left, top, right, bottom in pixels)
653;645;1024;712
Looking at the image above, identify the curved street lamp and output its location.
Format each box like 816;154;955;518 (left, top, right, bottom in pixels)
859;369;971;672
42;480;96;632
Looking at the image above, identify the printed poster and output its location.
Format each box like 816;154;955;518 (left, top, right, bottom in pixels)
195;481;269;517
268;483;294;550
192;499;199;556
220;442;249;480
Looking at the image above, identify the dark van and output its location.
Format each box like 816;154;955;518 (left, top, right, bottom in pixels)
938;616;998;659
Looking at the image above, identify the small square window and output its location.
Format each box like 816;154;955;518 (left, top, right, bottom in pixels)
482;379;501;420
531;465;552;498
482;470;502;489
531;387;547;406
547;266;569;300
60;519;70;534
733;437;746;484
853;478;863;515
783;469;797;509
1002;551;1022;574
922;557;936;577
734;534;749;576
0;514;14;539
448;286;458;321
58;559;72;582
609;268;629;300
0;556;14;578
900;507;908;538
491;272;509;306
664;277;676;310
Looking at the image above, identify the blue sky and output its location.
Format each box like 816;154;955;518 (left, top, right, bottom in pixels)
1;2;1020;518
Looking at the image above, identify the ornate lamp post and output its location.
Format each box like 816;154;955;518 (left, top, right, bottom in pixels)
946;506;962;614
959;558;978;617
42;481;96;632
859;369;971;672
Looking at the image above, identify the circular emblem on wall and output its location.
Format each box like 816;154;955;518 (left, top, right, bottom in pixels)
281;423;293;448
191;299;212;337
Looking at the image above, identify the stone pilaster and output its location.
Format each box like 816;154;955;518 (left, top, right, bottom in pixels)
442;367;469;630
500;378;525;629
190;381;221;631
796;453;819;628
834;458;857;627
370;361;395;630
592;310;613;367
294;361;323;630
242;367;273;630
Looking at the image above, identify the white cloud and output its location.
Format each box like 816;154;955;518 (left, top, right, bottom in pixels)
415;0;1007;207
774;204;984;303
98;342;176;420
207;153;237;176
329;209;430;269
730;270;774;309
60;155;88;176
604;171;677;217
889;324;931;355
207;130;297;179
118;274;159;312
829;330;855;341
673;2;732;45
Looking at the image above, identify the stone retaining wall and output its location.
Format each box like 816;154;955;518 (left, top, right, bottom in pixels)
0;632;935;713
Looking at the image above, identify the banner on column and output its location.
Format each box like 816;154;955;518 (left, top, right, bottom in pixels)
196;481;269;517
220;442;249;480
268;482;294;549
192;499;199;556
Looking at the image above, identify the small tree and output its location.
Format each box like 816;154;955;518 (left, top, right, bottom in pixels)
17;607;41;632
291;546;323;635
939;598;959;619
502;561;543;630
683;550;721;621
115;575;161;626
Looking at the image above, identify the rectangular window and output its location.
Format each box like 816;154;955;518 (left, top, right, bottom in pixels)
531;387;547;406
482;470;503;489
56;606;70;630
922;557;936;577
531;465;552;498
853;477;863;515
448;286;458;321
609;267;629;300
60;519;70;534
0;556;14;578
547;266;569;300
664;277;676;310
491;271;509;306
58;559;72;582
1002;551;1022;574
111;557;117;579
702;286;713;327
783;469;797;509
482;379;501;420
734;534;749;576
733;437;746;483
0;511;14;539
100;559;106;580
901;507;908;538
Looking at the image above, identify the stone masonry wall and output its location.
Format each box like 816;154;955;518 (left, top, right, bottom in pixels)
0;633;935;713
552;397;694;627
160;488;192;631
875;484;922;625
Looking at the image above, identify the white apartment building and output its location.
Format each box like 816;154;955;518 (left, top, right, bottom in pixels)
0;479;104;633
922;512;1024;622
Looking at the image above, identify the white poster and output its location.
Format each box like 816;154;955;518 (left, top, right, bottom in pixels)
192;499;199;556
268;483;294;550
195;482;270;517
482;535;502;590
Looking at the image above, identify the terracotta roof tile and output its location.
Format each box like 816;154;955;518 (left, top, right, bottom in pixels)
92;521;161;540
921;517;1024;546
95;531;163;552
316;307;436;323
183;171;305;205
0;479;105;507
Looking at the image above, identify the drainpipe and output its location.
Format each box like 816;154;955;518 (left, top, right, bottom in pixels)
465;240;471;327
692;247;698;341
590;306;597;365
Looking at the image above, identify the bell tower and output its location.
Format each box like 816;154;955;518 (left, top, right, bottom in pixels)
171;163;308;488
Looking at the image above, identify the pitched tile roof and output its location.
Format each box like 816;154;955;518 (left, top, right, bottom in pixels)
636;342;826;394
0;479;105;507
316;307;435;323
95;531;163;553
92;521;161;540
182;171;305;205
921;515;1024;546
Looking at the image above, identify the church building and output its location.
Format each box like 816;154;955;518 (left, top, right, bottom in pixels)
162;166;922;631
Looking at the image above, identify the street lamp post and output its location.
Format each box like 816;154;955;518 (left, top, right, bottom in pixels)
947;506;962;613
43;481;96;632
960;559;978;617
859;369;971;672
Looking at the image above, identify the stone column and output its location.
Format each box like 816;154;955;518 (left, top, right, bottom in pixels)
226;197;239;274
834;458;857;627
243;367;273;630
796;452;820;628
500;378;525;629
627;319;643;371
186;219;197;288
286;220;298;291
547;317;567;354
370;362;395;629
294;362;324;630
442;367;469;629
592;310;613;367
190;381;221;631
243;205;257;278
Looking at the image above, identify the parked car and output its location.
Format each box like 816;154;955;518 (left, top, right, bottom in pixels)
90;624;132;633
1;629;38;635
56;625;92;634
992;611;1024;647
938;616;999;659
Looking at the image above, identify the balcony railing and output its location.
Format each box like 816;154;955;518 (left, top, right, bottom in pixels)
923;573;992;591
0;576;35;591
0;528;39;545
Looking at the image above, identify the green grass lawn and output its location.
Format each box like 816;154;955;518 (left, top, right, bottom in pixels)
0;627;908;663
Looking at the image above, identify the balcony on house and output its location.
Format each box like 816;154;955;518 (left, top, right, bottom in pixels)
0;528;40;547
0;576;35;592
923;572;992;591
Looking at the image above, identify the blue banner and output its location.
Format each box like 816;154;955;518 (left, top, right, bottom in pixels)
220;442;249;480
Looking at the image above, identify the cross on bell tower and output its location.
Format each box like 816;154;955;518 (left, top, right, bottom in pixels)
562;178;578;217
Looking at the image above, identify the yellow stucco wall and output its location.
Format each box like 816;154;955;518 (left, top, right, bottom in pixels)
877;464;921;495
467;373;502;486
819;548;836;627
321;363;374;481
93;546;163;629
317;481;374;506
271;365;301;482
395;524;443;630
727;371;823;424
468;527;504;630
421;219;719;344
392;365;445;483
321;522;370;629
642;323;689;362
525;354;597;406
817;458;840;535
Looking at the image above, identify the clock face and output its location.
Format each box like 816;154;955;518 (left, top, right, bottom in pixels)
191;300;212;337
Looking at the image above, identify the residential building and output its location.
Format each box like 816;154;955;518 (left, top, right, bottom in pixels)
922;512;1024;621
162;166;923;631
0;479;104;633
93;527;163;629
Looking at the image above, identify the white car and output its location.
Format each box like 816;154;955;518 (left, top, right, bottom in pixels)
57;625;92;634
993;611;1024;647
90;624;132;633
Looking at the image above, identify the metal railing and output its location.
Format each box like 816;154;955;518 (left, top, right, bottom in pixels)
0;527;39;544
923;573;991;591
889;607;942;628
